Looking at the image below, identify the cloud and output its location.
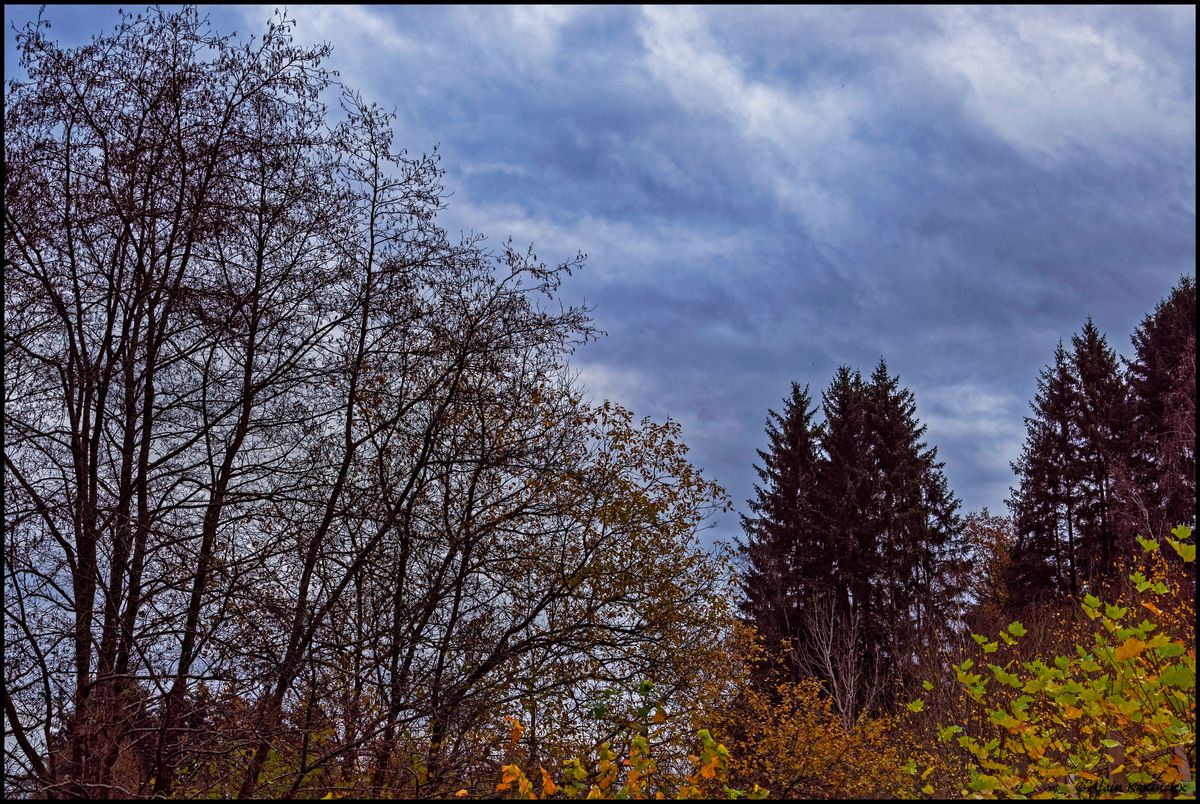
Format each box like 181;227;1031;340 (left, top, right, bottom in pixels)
6;4;1192;545
637;6;867;238
922;6;1195;166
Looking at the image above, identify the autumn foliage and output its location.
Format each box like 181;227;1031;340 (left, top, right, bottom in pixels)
907;526;1195;799
3;6;1195;801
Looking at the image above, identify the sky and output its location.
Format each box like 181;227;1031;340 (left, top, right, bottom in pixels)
5;5;1195;550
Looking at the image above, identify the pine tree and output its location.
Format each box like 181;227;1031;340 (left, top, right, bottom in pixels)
1009;305;1185;611
741;364;964;710
1070;318;1135;581
861;360;965;696
1008;341;1083;607
1126;276;1197;539
737;383;823;677
812;367;874;623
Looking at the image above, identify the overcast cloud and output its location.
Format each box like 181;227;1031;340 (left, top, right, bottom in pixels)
6;5;1194;548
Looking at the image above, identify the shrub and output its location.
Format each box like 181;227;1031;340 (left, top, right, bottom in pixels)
909;526;1195;799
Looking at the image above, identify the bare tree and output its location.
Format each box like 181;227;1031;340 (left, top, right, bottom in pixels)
793;593;883;731
4;7;731;799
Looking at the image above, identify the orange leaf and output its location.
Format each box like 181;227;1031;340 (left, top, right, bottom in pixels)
1114;638;1149;661
540;767;558;797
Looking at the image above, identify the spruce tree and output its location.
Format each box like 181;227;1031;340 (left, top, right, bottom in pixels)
861;360;965;695
737;382;823;677
1002;282;1195;613
742;364;965;708
1070;318;1135;580
1008;341;1082;606
812;367;873;622
1127;276;1197;539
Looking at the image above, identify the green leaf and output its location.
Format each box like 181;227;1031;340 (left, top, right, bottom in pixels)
1166;538;1195;563
922;680;934;691
906;699;925;713
1159;663;1195;690
1135;535;1159;553
982;641;999;653
1154;643;1186;659
989;664;1021;687
1007;621;1027;637
937;724;963;742
968;775;1000;792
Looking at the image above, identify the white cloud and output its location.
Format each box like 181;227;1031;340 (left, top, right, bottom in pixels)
570;361;650;409
442;197;745;283
923;6;1195;165
231;5;424;108
637;6;866;238
507;5;581;57
444;5;588;72
918;382;1027;474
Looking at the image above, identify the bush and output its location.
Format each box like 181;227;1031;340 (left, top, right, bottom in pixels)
909;526;1195;799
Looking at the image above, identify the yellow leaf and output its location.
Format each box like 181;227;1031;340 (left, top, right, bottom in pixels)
455;790;469;798
922;783;934;795
1114;638;1149;661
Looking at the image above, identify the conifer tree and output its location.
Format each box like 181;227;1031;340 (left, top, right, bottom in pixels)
860;360;965;696
1009;303;1185;611
1070;318;1135;580
800;368;877;630
1126;276;1197;539
737;383;823;677
741;363;964;709
1008;342;1083;606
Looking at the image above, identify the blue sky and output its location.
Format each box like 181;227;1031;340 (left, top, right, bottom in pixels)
6;5;1195;549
